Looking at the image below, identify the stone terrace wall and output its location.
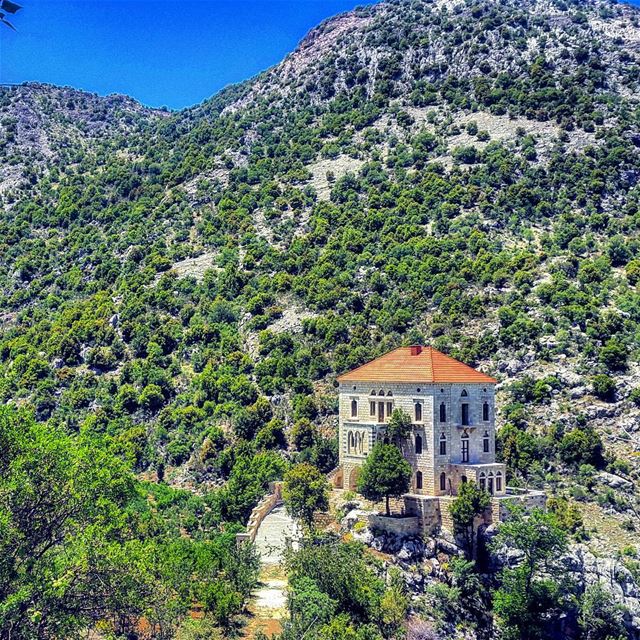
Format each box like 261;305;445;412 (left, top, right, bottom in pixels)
491;488;547;521
236;481;283;546
369;514;420;537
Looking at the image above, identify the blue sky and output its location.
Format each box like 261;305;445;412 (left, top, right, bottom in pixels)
0;0;379;109
1;0;638;110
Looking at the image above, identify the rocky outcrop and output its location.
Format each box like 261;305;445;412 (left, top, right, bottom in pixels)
562;545;640;635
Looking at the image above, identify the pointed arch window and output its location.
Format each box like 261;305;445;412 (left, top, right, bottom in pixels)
496;472;503;492
414;402;422;422
461;389;468;397
415;433;423;455
483;402;489;421
461;403;470;426
479;472;486;492
439;402;446;423
416;471;423;490
440;472;446;492
461;432;470;463
351;399;358;418
439;433;447;455
483;431;490;453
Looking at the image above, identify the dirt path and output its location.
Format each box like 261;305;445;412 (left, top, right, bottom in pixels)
243;505;300;638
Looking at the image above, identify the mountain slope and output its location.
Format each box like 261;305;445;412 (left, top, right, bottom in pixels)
2;2;640;625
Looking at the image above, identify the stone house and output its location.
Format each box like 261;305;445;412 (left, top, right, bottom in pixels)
334;345;545;533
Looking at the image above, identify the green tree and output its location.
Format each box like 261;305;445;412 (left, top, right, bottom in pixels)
599;338;627;372
592;374;616;401
491;506;568;640
282;463;329;531
291;418;318;451
449;481;491;556
357;443;411;516
559;426;603;468
578;582;626;640
0;406;259;637
386;408;412;442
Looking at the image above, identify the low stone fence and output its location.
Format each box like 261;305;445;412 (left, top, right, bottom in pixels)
369;514;421;537
236;481;283;547
491;487;546;521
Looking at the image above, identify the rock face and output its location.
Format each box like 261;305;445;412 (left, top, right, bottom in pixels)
0;83;163;195
562;545;640;635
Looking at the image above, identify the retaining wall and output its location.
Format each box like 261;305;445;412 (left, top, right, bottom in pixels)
236;481;283;547
369;514;421;537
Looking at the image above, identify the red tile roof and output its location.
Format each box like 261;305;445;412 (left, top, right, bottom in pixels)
337;346;497;384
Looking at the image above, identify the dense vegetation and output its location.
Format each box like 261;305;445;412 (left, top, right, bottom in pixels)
2;0;640;636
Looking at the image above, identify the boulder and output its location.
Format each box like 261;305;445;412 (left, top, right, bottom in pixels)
396;537;425;561
423;538;437;559
352;529;374;545
598;472;633;492
436;533;462;556
341;508;369;531
371;536;385;552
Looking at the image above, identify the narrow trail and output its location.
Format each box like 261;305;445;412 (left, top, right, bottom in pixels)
243;505;300;638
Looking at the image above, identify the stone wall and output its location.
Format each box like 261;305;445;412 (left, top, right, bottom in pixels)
369;513;421;537
327;466;343;488
491;488;547;521
401;486;546;536
236;481;283;546
404;494;442;534
338;380;497;500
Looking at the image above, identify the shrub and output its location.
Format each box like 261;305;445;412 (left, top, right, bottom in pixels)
592;374;615;401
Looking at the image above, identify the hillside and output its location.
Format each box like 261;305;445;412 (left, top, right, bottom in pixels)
2;0;640;637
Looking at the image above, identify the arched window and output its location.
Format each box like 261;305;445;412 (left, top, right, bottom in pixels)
387;390;393;396
461;432;469;463
496;472;503;492
370;390;376;396
461;402;470;426
378;389;384;397
479;472;486;492
351;399;358;418
440;472;446;492
439;433;447;455
483;402;489;421
483;431;490;453
461;389;468;397
439;402;446;422
416;471;423;490
415;434;423;455
347;431;354;454
488;472;494;495
414;402;422;422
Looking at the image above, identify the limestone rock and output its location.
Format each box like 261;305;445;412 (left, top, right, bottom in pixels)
598;471;634;491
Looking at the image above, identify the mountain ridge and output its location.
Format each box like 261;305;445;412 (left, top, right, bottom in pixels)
2;2;640;634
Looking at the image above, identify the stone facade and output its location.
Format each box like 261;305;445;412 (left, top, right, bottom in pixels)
339;379;506;498
336;347;545;533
